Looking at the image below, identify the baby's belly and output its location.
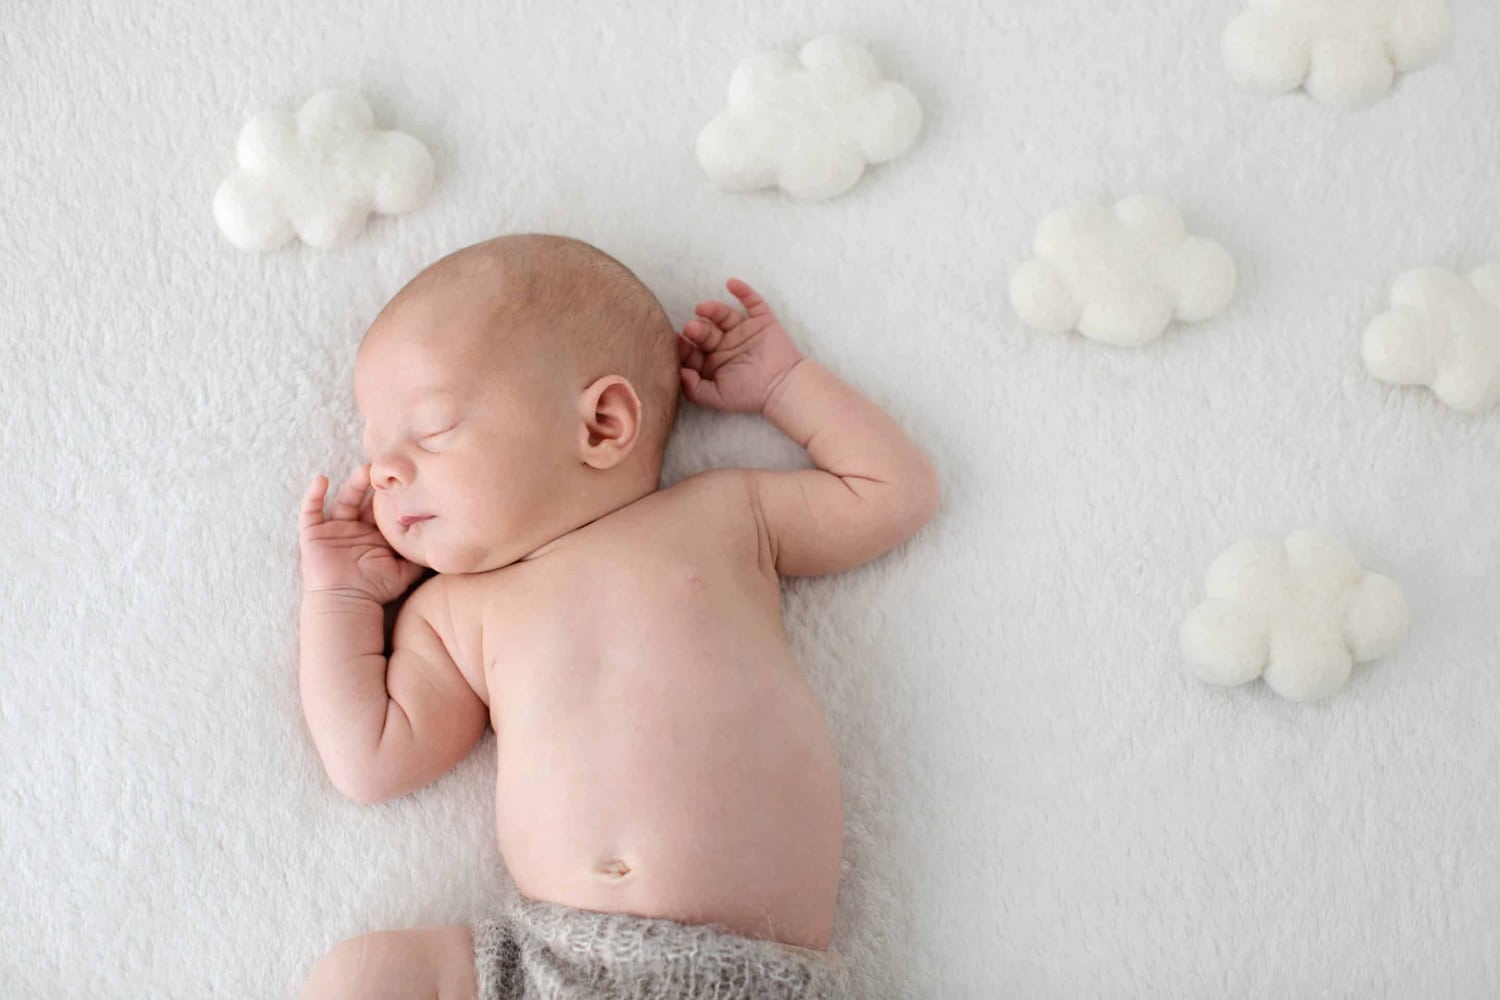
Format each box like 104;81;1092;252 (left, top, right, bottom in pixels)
491;647;844;951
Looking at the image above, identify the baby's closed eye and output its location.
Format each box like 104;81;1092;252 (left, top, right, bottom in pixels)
418;425;460;451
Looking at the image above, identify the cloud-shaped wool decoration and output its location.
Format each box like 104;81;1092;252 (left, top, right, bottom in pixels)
1223;0;1452;110
1009;196;1237;347
1181;530;1409;702
1362;264;1500;415
695;35;922;201
215;90;435;251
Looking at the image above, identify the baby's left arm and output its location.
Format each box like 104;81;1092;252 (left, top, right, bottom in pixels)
679;279;940;577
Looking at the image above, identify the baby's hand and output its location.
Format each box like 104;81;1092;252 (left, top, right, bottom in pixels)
678;278;805;413
298;464;427;604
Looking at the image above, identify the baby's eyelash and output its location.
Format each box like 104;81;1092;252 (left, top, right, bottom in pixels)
418;425;458;450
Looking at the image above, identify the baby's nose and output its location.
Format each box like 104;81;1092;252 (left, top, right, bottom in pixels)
370;449;415;488
370;460;403;489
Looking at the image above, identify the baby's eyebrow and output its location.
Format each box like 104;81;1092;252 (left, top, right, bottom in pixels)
360;386;461;418
415;383;462;396
359;389;464;450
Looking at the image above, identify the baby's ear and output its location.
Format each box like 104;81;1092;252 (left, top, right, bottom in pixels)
577;375;642;470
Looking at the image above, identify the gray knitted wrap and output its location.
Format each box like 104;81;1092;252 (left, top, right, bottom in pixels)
473;892;850;1000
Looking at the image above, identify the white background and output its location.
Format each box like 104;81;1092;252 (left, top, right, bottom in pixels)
2;1;1497;996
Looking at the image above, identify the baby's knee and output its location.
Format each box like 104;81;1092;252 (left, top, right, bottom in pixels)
300;933;370;1000
300;927;477;1000
302;932;399;1000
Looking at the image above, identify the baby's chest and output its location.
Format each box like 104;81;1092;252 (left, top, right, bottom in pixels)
500;548;772;648
481;562;780;711
454;476;782;704
477;590;797;776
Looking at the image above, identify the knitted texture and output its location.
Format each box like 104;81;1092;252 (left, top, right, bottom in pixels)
473;892;851;999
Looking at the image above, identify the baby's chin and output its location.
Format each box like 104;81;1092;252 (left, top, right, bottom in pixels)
384;525;440;571
390;526;496;575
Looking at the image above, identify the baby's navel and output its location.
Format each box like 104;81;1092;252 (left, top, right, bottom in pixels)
595;857;632;879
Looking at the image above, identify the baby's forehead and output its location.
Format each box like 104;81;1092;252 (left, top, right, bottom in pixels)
354;267;562;413
354;339;476;412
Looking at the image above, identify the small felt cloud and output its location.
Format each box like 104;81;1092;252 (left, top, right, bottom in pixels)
695;35;922;201
1181;530;1409;702
1009;196;1237;347
214;89;435;251
1223;0;1452;110
1362;264;1500;414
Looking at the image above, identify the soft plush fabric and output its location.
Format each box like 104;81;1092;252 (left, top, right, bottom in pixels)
4;1;1499;998
695;35;922;201
1181;530;1410;701
1362;264;1500;414
1009;195;1237;346
472;890;850;1000
1224;0;1453;110
215;89;435;251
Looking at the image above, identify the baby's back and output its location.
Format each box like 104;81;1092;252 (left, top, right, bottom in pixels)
440;470;844;951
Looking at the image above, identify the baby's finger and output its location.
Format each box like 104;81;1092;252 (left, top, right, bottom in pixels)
328;464;370;521
694;300;744;332
725;278;771;318
357;485;377;526
680;367;725;409
299;476;328;532
676;333;705;372
683;316;726;352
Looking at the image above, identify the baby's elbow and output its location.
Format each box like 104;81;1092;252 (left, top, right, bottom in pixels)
902;458;942;532
874;465;940;552
341;783;391;808
920;462;942;523
329;765;397;807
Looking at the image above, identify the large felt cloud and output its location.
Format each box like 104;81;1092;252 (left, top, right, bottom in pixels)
214;89;435;251
1223;0;1452;110
1362;264;1500;415
1181;530;1409;702
1009;196;1237;347
695;35;922;201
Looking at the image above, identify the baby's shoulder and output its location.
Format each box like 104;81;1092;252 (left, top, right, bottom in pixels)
662;467;756;512
658;468;773;567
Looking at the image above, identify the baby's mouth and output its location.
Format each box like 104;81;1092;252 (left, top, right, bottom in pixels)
399;514;436;528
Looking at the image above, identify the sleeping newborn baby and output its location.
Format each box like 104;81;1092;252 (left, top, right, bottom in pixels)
296;234;939;999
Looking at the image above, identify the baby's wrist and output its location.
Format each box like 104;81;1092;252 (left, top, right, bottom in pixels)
301;587;386;614
760;357;809;417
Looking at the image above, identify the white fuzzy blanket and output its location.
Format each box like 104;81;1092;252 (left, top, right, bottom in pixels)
4;1;1497;996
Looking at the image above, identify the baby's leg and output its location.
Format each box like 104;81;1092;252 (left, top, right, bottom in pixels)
300;925;477;1000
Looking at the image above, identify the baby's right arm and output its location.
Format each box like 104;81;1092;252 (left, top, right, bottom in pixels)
298;469;488;805
299;584;487;805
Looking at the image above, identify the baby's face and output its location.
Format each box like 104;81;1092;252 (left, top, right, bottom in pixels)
354;318;576;574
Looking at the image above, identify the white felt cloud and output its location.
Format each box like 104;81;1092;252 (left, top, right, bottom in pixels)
695;35;922;201
1223;0;1452;110
1009;196;1237;347
1181;531;1409;702
1362;264;1500;415
214;89;435;251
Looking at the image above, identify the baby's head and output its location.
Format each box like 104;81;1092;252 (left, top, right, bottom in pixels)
354;234;679;574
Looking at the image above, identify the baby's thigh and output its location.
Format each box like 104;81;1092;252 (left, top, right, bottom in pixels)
300;925;477;1000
